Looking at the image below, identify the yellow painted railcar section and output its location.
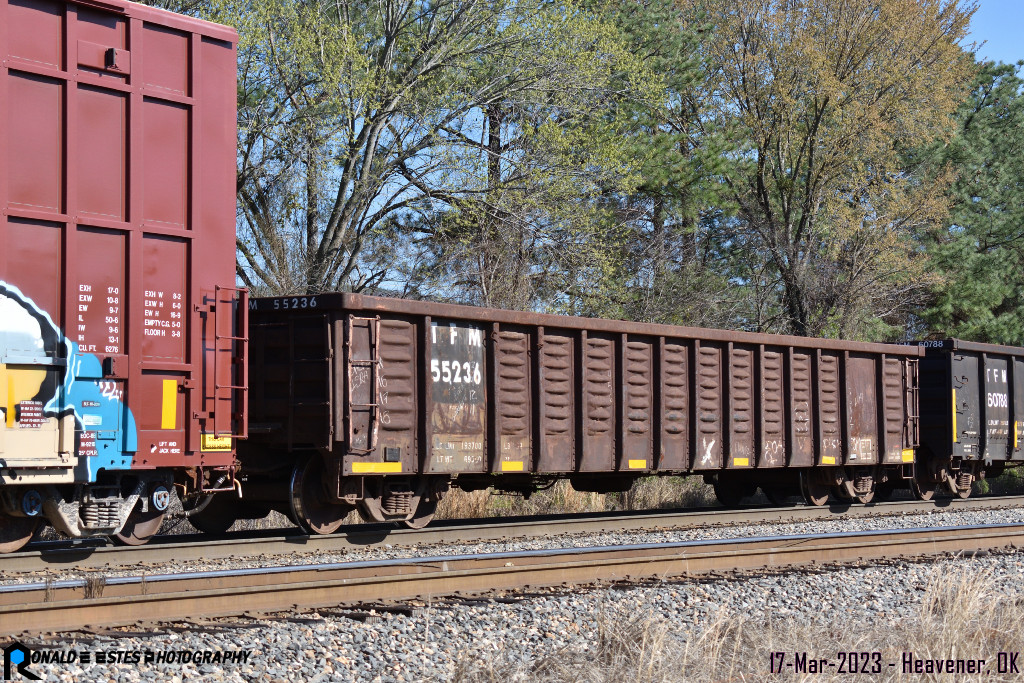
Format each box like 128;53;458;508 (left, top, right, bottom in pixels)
161;379;178;430
1;363;48;429
952;389;958;443
352;462;402;474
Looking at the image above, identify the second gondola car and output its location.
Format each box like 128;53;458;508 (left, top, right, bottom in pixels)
914;339;1024;498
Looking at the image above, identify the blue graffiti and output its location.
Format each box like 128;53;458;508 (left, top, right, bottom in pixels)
1;281;138;481
55;345;139;478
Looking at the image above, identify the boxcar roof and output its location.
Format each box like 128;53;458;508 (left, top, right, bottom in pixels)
71;0;237;42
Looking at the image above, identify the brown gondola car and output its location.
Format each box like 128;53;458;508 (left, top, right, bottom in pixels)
915;339;1024;498
0;0;245;551
238;293;924;532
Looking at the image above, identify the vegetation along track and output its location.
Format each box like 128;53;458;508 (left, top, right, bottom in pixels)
4;496;1020;573
1;523;1021;636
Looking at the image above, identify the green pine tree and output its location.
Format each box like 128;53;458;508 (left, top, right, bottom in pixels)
921;61;1024;344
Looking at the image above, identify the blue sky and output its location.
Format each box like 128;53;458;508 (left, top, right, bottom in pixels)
970;0;1024;64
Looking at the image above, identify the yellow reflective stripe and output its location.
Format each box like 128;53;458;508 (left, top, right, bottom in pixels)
4;370;13;429
1016;420;1020;450
161;379;177;430
822;455;836;465
500;461;524;472
628;459;647;469
902;448;915;462
952;389;958;443
733;457;749;467
352;462;402;474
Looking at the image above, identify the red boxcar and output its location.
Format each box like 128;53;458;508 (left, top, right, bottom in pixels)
0;0;244;550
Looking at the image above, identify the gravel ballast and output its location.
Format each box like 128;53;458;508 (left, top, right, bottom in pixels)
16;548;1024;682
4;503;1023;682
5;504;1024;586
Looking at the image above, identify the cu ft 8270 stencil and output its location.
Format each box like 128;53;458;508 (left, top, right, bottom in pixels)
0;0;246;551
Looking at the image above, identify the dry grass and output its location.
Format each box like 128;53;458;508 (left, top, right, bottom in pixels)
438;476;716;520
449;564;1024;682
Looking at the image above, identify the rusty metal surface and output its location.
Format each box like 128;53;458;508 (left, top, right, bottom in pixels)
580;332;614;471
338;294;925;356
659;341;689;469
428;321;485;472
246;294;924;480
492;327;531;472
760;349;785;467
2;496;1020;574
791;350;815;467
2;522;1021;635
538;329;574;472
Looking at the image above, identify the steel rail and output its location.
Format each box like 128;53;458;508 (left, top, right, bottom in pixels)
4;495;1020;573
1;523;1022;635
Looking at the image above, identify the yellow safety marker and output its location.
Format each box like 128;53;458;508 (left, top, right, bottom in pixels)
1015;421;1020;450
733;457;749;467
902;448;915;462
628;459;647;469
501;461;524;472
161;379;177;429
352;462;402;474
952;389;958;443
201;434;232;451
4;369;11;429
822;455;836;465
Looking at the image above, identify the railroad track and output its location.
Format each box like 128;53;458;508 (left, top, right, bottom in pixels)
4;495;1020;574
1;523;1021;635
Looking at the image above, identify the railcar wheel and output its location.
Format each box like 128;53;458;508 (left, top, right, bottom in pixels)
831;486;853;502
186;494;237;534
873;480;897;502
0;511;41;553
909;477;935;501
763;487;801;506
114;485;171;546
358;494;387;523
713;480;746;508
114;507;166;546
290;455;353;535
799;472;830;506
236;504;273;521
402;498;438;529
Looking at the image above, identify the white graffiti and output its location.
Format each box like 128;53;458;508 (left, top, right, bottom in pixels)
0;291;46;354
701;438;717;465
763;439;784;464
821;437;841;452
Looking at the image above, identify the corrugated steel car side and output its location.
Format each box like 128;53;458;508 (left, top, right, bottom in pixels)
917;339;1024;494
246;294;922;483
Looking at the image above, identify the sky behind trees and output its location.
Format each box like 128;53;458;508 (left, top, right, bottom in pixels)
970;0;1024;63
